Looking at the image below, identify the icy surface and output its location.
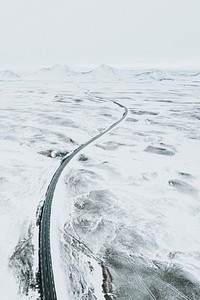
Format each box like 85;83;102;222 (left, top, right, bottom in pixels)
0;69;200;299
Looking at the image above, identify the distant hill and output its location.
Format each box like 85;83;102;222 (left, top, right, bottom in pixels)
80;64;124;80
28;64;76;80
136;70;175;81
0;70;20;80
27;64;125;81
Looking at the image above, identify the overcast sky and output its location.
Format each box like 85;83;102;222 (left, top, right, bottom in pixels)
0;0;200;70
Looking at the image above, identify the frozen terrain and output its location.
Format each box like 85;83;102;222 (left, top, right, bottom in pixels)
0;70;20;80
0;67;200;299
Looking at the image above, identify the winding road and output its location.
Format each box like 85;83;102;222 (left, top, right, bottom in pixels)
38;101;128;300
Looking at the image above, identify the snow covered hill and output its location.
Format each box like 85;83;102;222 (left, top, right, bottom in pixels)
0;70;20;80
27;64;125;81
136;69;175;81
28;64;76;80
80;64;124;80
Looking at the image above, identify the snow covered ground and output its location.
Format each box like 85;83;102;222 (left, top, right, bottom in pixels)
0;68;200;299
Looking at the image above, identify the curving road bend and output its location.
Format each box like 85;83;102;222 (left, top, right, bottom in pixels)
38;101;128;300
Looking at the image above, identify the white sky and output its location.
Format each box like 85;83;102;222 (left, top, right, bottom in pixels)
0;0;200;70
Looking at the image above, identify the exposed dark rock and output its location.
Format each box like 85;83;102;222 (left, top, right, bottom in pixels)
178;172;195;179
126;118;138;122
131;110;158;116
54;150;69;158
168;179;198;194
9;224;37;296
144;145;175;156
39;149;53;158
78;154;89;162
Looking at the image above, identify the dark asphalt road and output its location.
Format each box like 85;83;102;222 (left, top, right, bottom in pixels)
39;101;128;300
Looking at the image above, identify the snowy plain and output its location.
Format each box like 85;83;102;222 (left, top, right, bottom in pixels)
0;66;200;299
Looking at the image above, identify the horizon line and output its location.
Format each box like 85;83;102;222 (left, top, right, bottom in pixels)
1;63;200;73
